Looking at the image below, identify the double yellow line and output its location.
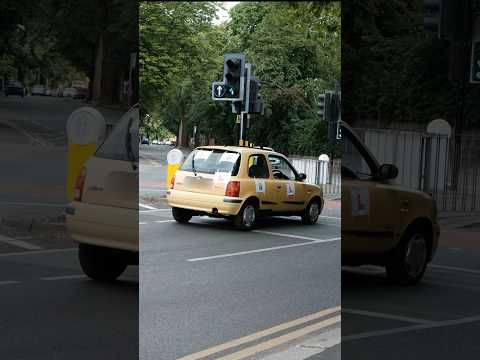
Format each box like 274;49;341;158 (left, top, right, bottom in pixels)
178;305;341;360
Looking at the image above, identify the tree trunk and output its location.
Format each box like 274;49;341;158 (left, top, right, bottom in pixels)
178;116;188;147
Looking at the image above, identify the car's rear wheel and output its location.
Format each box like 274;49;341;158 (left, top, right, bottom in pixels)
386;226;429;285
233;201;257;230
78;243;127;281
172;207;192;223
301;199;321;224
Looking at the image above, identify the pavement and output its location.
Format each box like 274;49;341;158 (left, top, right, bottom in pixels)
0;95;137;360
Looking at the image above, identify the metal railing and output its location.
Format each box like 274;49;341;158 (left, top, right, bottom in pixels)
355;127;480;212
290;157;341;196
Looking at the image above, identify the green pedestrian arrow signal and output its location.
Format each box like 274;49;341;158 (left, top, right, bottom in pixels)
471;41;480;84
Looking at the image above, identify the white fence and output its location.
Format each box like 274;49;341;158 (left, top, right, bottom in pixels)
290;157;341;196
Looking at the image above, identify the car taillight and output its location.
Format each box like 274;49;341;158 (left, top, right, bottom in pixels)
74;167;87;201
170;174;176;189
225;181;240;197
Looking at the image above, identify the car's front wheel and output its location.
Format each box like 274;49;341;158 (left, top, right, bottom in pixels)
233;201;257;230
386;226;429;285
172;207;192;223
78;243;127;281
302;199;321;224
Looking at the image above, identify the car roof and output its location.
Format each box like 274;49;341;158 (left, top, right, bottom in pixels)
197;145;279;156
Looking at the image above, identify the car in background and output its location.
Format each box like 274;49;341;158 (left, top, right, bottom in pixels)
62;87;77;97
141;138;150;145
45;87;52;96
31;84;46;96
4;81;24;97
341;121;440;285
167;146;323;230
66;105;139;281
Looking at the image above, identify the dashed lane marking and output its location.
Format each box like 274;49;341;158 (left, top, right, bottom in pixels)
0;248;76;258
139;203;157;210
430;264;480;276
0;281;21;286
41;275;87;281
154;220;176;224
177;306;340;360
342;308;435;325
0;234;43;250
140;208;170;213
187;236;340;262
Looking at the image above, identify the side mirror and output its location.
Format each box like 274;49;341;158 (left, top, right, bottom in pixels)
297;173;307;181
378;164;398;181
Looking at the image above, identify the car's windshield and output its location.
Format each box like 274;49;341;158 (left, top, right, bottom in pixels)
181;149;240;175
95;106;139;162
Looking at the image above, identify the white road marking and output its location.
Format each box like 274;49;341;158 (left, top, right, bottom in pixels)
0;280;20;286
343;308;435;325
430;264;480;276
139;222;147;225
139;203;157;210
343;314;480;342
320;215;341;220
187;237;340;262
253;230;338;242
41;275;86;281
154;220;176;224
0;234;43;250
0;248;76;258
140;208;170;213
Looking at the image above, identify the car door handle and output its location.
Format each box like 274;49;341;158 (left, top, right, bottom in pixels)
276;185;282;190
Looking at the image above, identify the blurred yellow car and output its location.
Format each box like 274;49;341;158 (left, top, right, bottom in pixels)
341;121;440;284
167;146;324;230
66;105;139;281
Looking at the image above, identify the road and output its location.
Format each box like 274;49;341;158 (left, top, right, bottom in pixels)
342;224;480;359
139;146;341;360
0;95;138;359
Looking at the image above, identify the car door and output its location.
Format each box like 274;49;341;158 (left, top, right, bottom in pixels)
267;154;306;212
246;153;279;212
342;125;399;256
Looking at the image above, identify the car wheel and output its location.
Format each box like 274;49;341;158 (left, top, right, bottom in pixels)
301;199;321;224
78;243;127;281
172;207;192;223
233;201;257;230
386;226;429;285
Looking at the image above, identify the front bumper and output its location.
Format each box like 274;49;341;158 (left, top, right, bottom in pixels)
167;189;244;216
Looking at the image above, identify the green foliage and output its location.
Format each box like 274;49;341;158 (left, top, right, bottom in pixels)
140;1;340;155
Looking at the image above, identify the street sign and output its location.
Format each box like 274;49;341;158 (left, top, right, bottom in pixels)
212;82;226;99
471;41;480;83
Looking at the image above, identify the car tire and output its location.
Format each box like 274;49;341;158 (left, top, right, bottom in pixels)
301;199;322;225
78;243;127;282
172;207;192;223
386;226;429;285
233;200;257;230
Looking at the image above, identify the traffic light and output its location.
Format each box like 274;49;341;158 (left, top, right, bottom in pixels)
223;53;245;100
248;76;263;114
317;93;326;121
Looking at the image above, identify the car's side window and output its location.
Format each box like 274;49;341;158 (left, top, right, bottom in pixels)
248;154;270;178
268;155;297;181
342;132;374;180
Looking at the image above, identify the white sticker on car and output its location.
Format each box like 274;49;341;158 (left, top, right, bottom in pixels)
195;150;211;160
255;180;266;193
351;187;369;216
286;181;295;196
219;152;239;163
214;171;231;185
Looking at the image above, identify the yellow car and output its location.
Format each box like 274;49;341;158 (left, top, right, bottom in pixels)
66;105;139;281
167;146;324;230
341;121;440;284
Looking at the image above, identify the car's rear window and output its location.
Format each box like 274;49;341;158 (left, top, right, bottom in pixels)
181;149;240;175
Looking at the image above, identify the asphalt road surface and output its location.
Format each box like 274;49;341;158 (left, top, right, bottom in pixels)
342;227;480;359
0;95;138;359
140;200;341;360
